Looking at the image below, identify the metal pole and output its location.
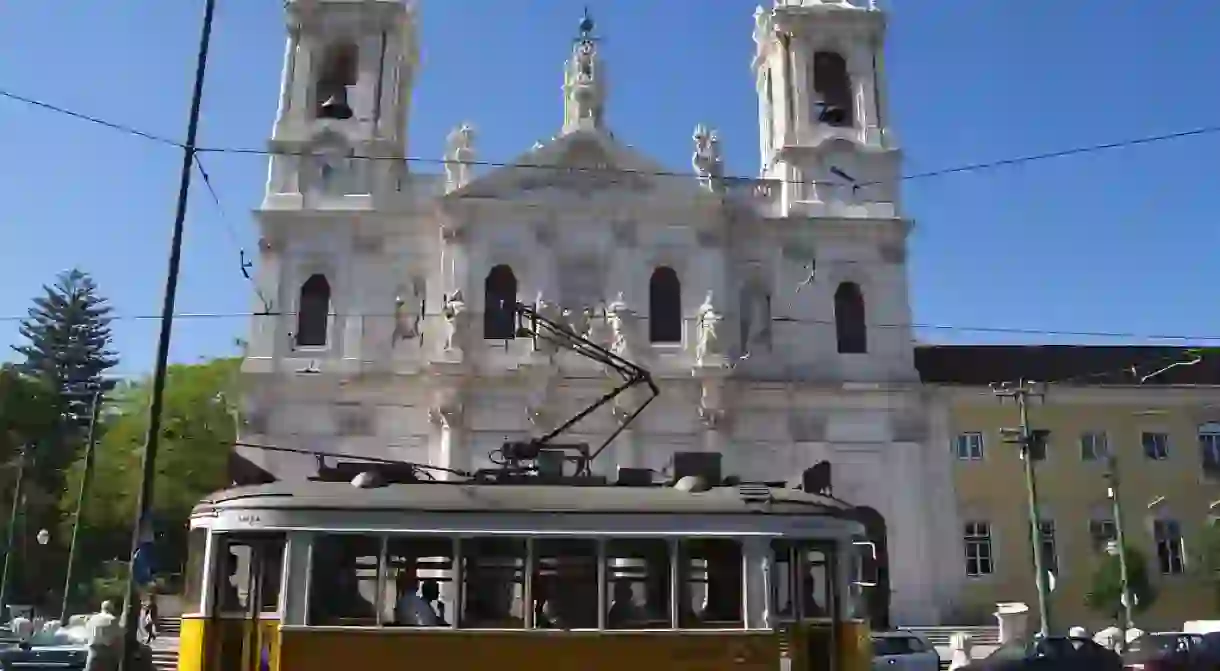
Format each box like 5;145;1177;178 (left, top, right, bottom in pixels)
1016;388;1053;637
60;390;102;623
0;447;28;618
1106;454;1135;632
119;0;215;667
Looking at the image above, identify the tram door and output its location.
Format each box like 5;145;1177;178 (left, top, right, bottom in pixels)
207;534;284;671
774;541;838;671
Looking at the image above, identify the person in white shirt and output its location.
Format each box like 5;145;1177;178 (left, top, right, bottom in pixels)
84;601;119;671
9;614;33;643
394;572;438;627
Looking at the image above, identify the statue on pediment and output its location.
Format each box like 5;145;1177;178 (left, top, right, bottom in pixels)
692;124;725;191
586;303;613;348
532;293;563;354
444;123;476;193
606;293;636;359
441;289;468;352
695;291;724;365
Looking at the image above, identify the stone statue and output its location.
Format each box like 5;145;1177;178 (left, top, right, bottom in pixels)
576;40;595;81
606;293;633;358
444;123;476;193
440;290;467;352
564;306;591;341
692;124;724;190
586;303;612;348
695;291;722;365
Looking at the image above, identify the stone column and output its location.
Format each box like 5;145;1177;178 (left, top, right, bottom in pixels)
698;377;731;457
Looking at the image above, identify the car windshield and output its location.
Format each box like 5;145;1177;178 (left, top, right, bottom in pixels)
1129;634;1194;653
26;628;88;647
873;635;925;656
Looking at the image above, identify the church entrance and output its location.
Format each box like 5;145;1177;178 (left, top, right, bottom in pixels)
848;506;891;630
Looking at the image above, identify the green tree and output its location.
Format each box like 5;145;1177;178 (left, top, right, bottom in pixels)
1085;544;1157;622
13;269;118;425
63;358;239;599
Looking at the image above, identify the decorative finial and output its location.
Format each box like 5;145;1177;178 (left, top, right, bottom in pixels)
579;7;595;39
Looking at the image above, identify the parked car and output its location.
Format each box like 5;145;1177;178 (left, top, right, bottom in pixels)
871;631;940;671
957;636;1123;670
0;626;155;671
1121;631;1216;670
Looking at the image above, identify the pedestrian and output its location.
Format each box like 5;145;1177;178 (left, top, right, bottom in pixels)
141;597;158;643
84;601;119;671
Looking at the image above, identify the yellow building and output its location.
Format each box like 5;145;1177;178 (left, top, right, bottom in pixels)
920;345;1220;631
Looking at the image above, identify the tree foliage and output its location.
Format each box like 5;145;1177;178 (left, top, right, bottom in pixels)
1194;521;1220;611
1086;544;1157;621
13;268;118;425
61;358;240;605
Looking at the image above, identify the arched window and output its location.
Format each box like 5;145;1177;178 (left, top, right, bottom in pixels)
484;265;518;339
834;282;866;354
812;51;853;128
297;274;331;347
315;42;358;120
649;266;682;343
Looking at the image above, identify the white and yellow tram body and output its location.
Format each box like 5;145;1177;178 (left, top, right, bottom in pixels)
179;479;875;671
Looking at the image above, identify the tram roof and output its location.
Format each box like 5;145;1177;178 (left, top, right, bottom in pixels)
193;480;857;518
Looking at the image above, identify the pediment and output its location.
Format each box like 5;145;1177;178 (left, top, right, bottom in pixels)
448;129;700;201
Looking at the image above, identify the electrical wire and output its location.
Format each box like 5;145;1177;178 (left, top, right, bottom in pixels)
0;88;180;148
3;308;1220;342
3;83;1219;189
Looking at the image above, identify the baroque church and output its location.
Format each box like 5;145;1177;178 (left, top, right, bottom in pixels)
238;0;965;626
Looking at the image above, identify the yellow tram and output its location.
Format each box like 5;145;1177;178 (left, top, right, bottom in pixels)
176;461;879;671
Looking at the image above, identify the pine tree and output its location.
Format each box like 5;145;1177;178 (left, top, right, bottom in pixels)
13;268;118;424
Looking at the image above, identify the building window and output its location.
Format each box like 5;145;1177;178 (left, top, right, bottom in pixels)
1038;520;1058;575
1199;423;1220;473
648;266;682;344
811;51;854;128
296;273;331;347
953;433;984;461
1080;432;1109;461
1142;432;1170;461
963;521;993;577
1153;519;1186;575
483;265;517;340
1088;518;1117;553
833;282;867;354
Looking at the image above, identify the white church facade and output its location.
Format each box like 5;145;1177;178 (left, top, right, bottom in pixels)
238;0;965;626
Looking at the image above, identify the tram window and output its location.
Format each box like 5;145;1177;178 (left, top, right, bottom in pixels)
773;542;830;620
308;534;381;626
679;539;743;628
533;539;597;629
182;529;207;614
384;536;454;627
461;537;526;629
217;537;284;615
605;539;671;630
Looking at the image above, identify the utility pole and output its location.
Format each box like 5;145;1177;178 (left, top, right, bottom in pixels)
994;380;1054;638
119;0;215;668
1104;454;1135;633
61;389;103;623
0;446;28;618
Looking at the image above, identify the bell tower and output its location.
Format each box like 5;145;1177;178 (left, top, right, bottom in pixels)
263;0;419;206
752;0;900;218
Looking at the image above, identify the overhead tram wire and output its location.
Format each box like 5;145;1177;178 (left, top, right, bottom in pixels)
1;83;1219;189
2;307;1220;343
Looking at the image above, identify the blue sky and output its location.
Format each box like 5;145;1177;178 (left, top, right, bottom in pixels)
1;0;1218;377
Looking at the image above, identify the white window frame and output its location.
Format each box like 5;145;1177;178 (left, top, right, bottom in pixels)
1199;423;1220;471
1080;432;1109;462
1038;520;1058;575
1153;519;1186;576
1088;518;1116;553
1142;431;1170;461
954;432;985;461
963;521;993;577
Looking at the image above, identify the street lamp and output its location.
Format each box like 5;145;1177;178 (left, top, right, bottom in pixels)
35;530;49;547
